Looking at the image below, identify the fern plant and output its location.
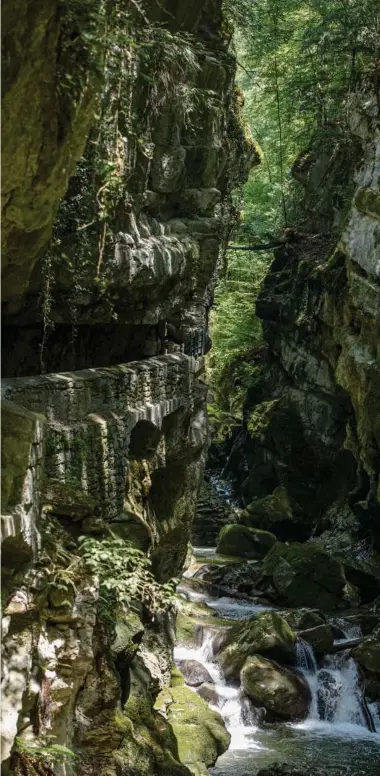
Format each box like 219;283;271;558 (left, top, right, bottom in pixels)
78;535;178;617
12;738;76;776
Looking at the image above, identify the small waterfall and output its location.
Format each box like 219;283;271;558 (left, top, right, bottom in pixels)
174;627;256;749
296;638;317;673
295;636;376;732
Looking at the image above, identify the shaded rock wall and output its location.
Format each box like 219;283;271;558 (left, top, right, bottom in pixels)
1;0;105;303
2;0;256;376
225;75;380;570
1;355;210;771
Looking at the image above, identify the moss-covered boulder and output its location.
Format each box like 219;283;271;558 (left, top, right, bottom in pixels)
354;626;380;674
114;694;190;776
216;523;277;559
260;542;359;610
239;487;304;541
175;596;223;648
164;684;230;776
241;655;311;721
216;611;296;680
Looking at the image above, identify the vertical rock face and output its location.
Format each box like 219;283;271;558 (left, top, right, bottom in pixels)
1;1;254;773
1;0;104;303
227;74;380;579
2;0;257;376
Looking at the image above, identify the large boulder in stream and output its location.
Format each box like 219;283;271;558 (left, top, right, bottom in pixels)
217;523;277;559
259;542;360;610
239;486;306;540
241;655;311;721
177;660;214;687
160;683;230;776
216;611;296;679
197;682;219;705
354;625;380;695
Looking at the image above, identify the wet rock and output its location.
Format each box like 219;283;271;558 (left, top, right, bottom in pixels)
280;608;327;631
317;669;341;721
216;523;277;559
354;625;380;674
239;487;305;541
216;611;296;680
162;683;230;775
260;542;359;610
241;655;311;721
341;612;380;636
193;479;235;546
201;560;261;598
197;682;219;706
177;659;214;687
298;624;334;654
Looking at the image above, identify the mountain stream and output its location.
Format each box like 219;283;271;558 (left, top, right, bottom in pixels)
176;547;380;775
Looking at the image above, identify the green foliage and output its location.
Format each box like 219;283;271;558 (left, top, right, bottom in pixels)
226;0;380;240
78;535;178;617
208;0;379;439
12;738;76;775
207;249;269;438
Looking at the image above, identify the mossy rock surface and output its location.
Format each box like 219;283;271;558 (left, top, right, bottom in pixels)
354;626;380;674
111;610;144;663
239;487;303;540
260;542;358;611
175;597;221;648
1;400;45;510
217;611;296;680
241;655;311;721
166;683;230;775
354;187;380;219
217;523;277;559
43;477;97;520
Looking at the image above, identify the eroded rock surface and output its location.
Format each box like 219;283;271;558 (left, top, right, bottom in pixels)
1;1;253;773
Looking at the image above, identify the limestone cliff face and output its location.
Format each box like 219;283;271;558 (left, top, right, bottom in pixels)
2;0;256;376
1;1;253;773
1;0;105;303
225;74;380;590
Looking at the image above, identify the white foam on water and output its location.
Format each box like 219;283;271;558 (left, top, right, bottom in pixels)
295;636;378;736
208;596;271;620
174;628;258;750
193;546;217;557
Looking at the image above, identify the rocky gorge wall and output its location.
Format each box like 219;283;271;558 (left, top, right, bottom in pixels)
222;72;380;599
2;0;256;376
1;1;254;774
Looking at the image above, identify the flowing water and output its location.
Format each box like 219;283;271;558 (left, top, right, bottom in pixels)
177;547;380;775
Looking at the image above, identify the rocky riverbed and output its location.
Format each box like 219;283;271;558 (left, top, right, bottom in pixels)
173;538;380;776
